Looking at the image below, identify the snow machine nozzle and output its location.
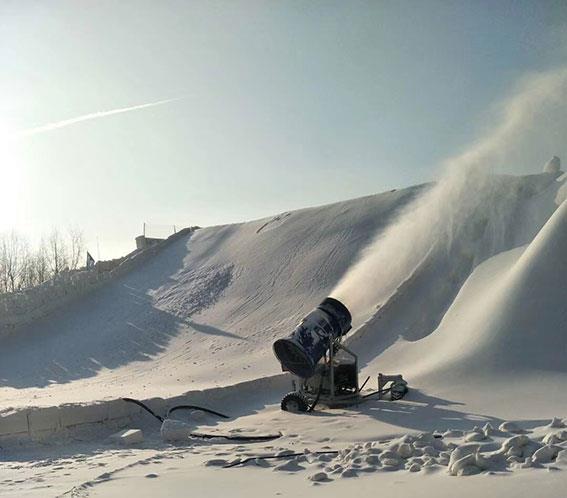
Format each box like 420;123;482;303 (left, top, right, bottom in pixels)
273;297;352;378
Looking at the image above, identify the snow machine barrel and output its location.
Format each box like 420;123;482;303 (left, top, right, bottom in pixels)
273;297;352;378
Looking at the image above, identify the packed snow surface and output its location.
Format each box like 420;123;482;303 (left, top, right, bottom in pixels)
3;63;567;498
0;171;564;410
1;172;566;497
0;185;424;407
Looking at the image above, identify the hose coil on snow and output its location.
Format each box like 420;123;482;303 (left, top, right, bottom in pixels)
121;397;281;442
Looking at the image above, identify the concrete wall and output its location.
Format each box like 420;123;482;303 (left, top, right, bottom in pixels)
0;373;287;444
0;399;148;444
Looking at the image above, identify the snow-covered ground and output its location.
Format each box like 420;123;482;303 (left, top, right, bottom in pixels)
1;170;566;497
0;185;424;408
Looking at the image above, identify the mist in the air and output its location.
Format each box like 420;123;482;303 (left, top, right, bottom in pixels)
331;67;567;321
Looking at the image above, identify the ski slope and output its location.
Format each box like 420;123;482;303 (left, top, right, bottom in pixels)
0;185;425;407
0;171;564;414
1;171;567;498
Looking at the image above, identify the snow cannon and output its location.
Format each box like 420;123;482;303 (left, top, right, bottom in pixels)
273;297;408;413
273;297;352;379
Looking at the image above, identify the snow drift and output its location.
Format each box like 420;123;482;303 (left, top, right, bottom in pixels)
377;197;567;385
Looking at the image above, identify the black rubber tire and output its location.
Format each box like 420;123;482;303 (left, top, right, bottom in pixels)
280;392;309;413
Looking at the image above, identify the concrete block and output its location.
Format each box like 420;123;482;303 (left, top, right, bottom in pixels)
0;410;29;436
28;407;60;433
160;419;193;442
60;403;108;428
109;428;144;445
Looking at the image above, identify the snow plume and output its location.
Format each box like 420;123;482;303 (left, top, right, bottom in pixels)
13;97;181;138
331;67;567;321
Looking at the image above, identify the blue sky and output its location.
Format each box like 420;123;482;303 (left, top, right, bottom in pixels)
1;1;566;257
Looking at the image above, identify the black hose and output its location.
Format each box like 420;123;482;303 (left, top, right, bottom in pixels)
224;450;339;468
361;387;391;399
121;397;164;422
191;432;282;442
121;397;279;443
121;397;229;422
359;376;371;392
307;377;324;412
167;405;229;419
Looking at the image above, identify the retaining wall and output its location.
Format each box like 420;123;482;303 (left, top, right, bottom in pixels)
0;374;287;444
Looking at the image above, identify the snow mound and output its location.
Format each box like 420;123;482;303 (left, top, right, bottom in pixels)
222;418;567;480
373;198;567;394
543;156;561;174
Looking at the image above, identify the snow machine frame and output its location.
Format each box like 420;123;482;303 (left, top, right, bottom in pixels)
280;335;408;412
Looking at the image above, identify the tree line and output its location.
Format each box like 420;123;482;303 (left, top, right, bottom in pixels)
0;228;86;294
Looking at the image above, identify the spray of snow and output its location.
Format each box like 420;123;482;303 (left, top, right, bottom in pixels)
331;67;567;320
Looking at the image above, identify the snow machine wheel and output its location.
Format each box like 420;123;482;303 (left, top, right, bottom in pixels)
390;381;408;401
281;392;309;413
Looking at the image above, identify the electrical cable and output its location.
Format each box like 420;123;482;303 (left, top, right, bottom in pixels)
167;405;229;419
361;387;391;399
359;376;371;392
121;397;280;442
307;376;324;412
121;397;164;422
223;450;339;468
191;432;282;442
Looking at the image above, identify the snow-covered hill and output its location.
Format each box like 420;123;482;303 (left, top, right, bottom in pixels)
2;170;567;498
372;191;567;415
0;171;564;413
0;185;424;407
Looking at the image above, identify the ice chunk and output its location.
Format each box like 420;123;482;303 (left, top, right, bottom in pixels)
308;472;328;482
160;419;193;442
499;421;523;434
531;445;560;464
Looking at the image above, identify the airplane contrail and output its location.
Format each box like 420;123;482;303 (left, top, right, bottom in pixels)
13;97;181;138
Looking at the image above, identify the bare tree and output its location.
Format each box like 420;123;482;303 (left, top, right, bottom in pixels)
0;231;28;292
35;239;50;284
18;240;51;289
68;226;85;270
0;235;7;293
0;226;89;295
47;229;68;276
20;246;37;289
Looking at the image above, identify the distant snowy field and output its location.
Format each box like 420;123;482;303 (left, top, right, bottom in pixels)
1;171;566;497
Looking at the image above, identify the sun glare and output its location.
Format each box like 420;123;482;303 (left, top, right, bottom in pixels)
0;121;23;231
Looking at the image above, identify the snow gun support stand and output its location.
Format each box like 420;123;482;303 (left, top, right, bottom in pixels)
280;335;409;413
